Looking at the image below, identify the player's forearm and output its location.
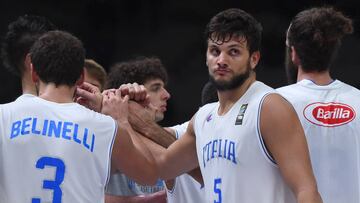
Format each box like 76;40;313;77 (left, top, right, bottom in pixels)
137;121;176;148
296;188;322;203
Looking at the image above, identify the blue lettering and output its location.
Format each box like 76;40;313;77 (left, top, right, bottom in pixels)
211;140;218;159
73;124;81;144
218;139;222;157
10;121;21;139
48;121;62;138
90;133;95;152
227;141;237;164
31;118;41;135
42;120;49;136
83;128;90;150
223;140;228;159
21;117;31;135
62;122;72;140
206;141;212;162
202;138;237;167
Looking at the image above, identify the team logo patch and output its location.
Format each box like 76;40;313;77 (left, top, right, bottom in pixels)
206;114;213;122
235;104;248;125
303;102;356;127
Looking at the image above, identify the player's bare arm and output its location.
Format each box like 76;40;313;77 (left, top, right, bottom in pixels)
260;93;322;203
102;89;158;185
129;101;176;147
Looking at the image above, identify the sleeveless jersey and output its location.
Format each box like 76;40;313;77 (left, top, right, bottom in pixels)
277;79;360;203
166;121;205;203
194;81;296;203
0;94;117;203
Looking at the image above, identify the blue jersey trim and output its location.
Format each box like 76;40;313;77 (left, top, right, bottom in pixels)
105;119;118;187
256;93;277;165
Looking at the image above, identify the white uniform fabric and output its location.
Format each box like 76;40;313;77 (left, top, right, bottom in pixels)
0;94;117;203
277;79;360;203
194;81;296;203
166;121;205;203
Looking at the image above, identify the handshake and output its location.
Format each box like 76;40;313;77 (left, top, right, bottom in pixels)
75;82;158;124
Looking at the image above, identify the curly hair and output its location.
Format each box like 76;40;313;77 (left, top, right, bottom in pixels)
204;8;263;54
106;57;168;89
287;6;353;72
30;31;85;86
1;15;57;77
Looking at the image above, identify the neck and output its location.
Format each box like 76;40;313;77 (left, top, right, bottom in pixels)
217;73;256;115
297;67;333;85
38;82;76;103
21;70;37;95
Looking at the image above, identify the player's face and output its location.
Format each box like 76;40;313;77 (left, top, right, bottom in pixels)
206;35;255;91
144;78;170;122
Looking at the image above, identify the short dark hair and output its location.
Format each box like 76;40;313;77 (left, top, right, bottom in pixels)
106;57;168;89
30;31;85;86
1;15;57;77
204;8;263;54
287;6;353;72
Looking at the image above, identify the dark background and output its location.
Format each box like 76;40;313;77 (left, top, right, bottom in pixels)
1;0;359;126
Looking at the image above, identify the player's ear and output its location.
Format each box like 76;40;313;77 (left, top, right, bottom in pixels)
291;46;300;66
250;51;260;69
76;69;85;86
24;53;32;73
30;63;39;83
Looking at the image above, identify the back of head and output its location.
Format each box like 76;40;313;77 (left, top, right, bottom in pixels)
30;30;85;86
1;15;57;77
204;8;263;54
84;59;107;90
287;6;353;72
106;56;168;89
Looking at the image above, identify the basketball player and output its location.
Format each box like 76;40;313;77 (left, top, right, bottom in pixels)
1;15;57;96
0;31;158;202
277;6;360;203
105;57;171;203
126;8;322;203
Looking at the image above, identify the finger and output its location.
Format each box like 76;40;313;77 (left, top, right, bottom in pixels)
139;85;147;101
119;84;130;96
80;82;101;94
76;87;95;100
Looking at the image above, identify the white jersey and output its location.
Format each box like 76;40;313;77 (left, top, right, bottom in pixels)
0;94;117;203
166;121;205;203
194;81;296;203
277;79;360;203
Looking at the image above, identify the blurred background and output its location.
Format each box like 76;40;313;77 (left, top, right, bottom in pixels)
1;0;359;126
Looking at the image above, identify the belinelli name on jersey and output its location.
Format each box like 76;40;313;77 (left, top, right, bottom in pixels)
303;102;356;127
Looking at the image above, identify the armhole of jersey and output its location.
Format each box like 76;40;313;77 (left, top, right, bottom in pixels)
256;93;278;167
165;178;177;195
105;119;119;187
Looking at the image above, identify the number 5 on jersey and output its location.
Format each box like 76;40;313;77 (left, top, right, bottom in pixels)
214;178;222;203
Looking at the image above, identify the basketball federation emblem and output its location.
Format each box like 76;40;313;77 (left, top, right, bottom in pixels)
235;104;248;125
303;102;356;127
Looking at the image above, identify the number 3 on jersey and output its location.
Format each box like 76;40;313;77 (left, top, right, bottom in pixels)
32;157;66;203
214;178;222;203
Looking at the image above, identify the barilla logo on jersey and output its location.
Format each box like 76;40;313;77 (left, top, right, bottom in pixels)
303;102;356;127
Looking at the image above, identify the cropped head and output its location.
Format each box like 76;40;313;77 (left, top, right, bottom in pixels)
106;57;170;122
1;15;57;77
30;31;85;87
205;9;262;91
286;6;353;73
84;59;107;91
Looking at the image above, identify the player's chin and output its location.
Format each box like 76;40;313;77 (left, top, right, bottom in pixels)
155;113;164;122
